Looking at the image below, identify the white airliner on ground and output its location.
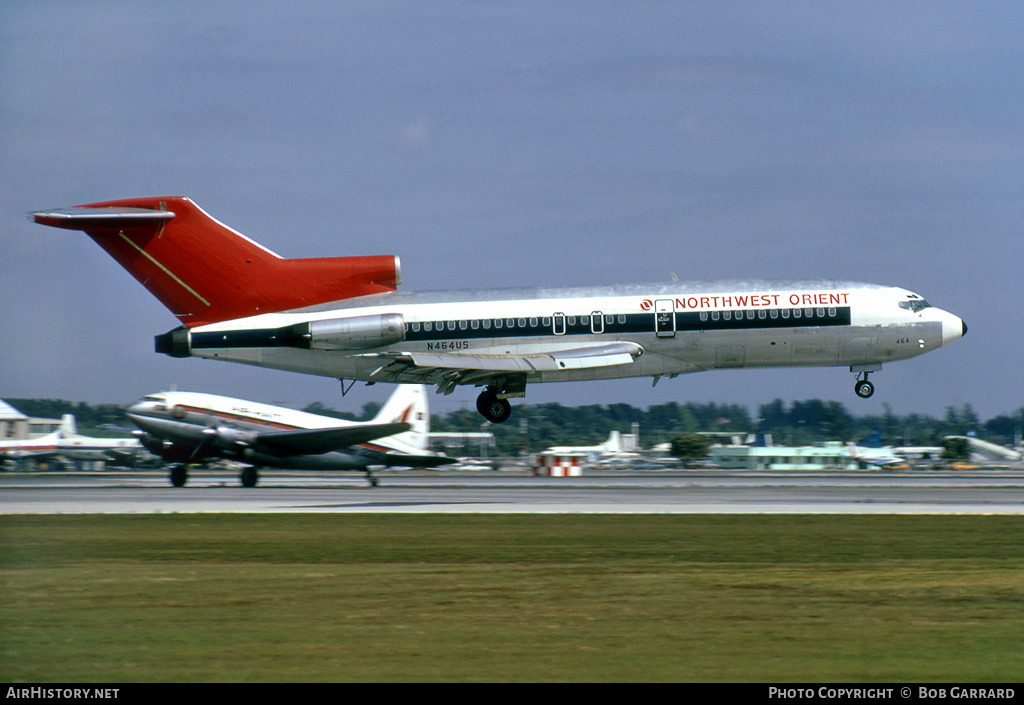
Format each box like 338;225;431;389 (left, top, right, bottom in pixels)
0;414;144;468
127;384;455;487
540;430;642;466
32;197;967;423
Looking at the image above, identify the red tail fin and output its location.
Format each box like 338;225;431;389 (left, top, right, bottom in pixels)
31;197;401;327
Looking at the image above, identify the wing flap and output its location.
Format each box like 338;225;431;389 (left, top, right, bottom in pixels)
383;453;458;468
257;422;411;456
402;342;643;374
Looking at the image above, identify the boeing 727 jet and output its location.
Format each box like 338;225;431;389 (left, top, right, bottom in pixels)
32;197;966;422
127;384;454;487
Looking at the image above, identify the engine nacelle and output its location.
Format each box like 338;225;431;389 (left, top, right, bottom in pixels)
207;426;258;449
157;313;406;357
302;313;406;350
155;326;191;358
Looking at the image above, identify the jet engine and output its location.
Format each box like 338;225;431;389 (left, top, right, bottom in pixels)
156;313;406;357
285;313;406;350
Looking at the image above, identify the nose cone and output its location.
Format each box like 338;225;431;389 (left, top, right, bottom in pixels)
940;311;967;346
126;401;147;420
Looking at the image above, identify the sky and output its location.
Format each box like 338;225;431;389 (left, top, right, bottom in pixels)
1;1;1021;423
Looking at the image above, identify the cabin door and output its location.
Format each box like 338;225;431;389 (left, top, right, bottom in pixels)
655;299;676;338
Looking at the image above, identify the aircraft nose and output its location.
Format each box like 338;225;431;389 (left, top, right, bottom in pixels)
941;311;967;346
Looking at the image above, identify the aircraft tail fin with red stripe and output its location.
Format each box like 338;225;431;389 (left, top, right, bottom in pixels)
31;196;401;327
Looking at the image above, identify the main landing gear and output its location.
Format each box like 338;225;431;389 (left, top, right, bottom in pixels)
170;464;188;487
854;372;875;399
476;387;512;423
168;464;261;487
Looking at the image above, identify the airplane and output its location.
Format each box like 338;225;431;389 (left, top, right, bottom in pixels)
845;429;909;470
0;413;146;469
31;197;967;423
126;384;456;487
540;430;642;467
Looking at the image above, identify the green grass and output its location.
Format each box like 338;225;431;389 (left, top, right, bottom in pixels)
2;514;1023;682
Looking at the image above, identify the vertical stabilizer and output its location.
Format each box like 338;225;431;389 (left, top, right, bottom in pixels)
373;385;430;451
59;414;78;437
31;197;401;327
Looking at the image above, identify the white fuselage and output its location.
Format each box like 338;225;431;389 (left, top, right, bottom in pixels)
165;280;965;390
128;391;430;471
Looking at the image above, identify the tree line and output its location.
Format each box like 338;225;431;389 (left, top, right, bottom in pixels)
9;397;1020;456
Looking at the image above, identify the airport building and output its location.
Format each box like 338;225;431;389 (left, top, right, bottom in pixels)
711;441;861;471
0;400;61;441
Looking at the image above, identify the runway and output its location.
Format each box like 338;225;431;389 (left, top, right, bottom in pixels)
3;468;1024;514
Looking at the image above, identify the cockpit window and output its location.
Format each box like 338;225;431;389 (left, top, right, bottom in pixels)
899;300;931;313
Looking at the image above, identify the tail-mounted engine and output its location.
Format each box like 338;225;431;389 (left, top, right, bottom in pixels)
156;313;406;357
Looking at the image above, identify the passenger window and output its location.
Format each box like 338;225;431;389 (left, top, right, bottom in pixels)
529;317;538;327
518;318;527;328
700;312;708;321
424;322;432;332
412;322;421;332
447;321;456;331
711;311;720;321
459;320;467;330
470;320;479;329
617;314;626;324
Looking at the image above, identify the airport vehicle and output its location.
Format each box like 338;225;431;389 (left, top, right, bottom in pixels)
127;384;455;487
32;197;967;423
0;414;144;468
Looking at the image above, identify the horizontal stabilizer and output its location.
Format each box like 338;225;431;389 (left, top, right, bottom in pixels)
31;207;175;229
257;422;411;456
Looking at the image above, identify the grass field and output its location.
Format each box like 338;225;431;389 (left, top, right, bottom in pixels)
2;514;1022;682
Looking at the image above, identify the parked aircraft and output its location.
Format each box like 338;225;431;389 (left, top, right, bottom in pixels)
0;414;144;468
845;429;908;470
127;384;454;487
32;197;967;422
540;430;641;466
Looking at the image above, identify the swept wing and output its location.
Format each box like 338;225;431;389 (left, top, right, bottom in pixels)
370;341;644;392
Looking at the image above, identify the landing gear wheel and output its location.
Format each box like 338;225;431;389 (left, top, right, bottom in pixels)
476;389;512;423
855;379;875;399
170;465;188;488
240;467;259;488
